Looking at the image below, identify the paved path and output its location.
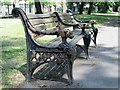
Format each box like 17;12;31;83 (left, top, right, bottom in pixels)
71;17;119;88
18;17;119;88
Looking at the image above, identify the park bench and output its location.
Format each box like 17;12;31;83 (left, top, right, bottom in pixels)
55;9;98;47
12;8;91;84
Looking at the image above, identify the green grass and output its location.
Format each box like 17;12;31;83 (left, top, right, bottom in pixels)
1;18;56;88
75;12;119;26
1;19;26;88
0;13;118;88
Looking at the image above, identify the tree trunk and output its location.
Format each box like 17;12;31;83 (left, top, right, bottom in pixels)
113;6;118;12
42;4;45;13
78;2;84;14
103;2;109;13
29;4;32;13
88;2;93;15
7;4;9;15
25;2;26;13
97;5;100;12
67;2;73;11
113;2;120;12
100;2;109;13
34;0;43;14
13;3;15;9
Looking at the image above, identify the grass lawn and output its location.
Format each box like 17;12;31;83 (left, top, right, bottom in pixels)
0;13;118;88
75;12;119;26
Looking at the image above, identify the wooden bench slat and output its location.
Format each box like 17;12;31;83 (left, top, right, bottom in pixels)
43;34;84;48
33;23;58;31
33;63;56;79
45;26;59;31
68;35;84;46
34;23;45;30
43;37;62;47
58;13;73;16
45;23;58;29
60;16;73;23
59;24;70;29
28;13;55;19
29;17;58;25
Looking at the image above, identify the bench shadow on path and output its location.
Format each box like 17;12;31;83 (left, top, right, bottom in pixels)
73;44;118;88
17;46;86;88
17;44;118;88
17;61;69;88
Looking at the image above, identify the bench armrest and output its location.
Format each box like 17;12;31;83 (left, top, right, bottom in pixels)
73;17;89;23
62;22;79;27
57;29;74;39
53;12;79;27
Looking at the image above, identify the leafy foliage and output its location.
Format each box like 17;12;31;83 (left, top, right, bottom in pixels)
94;2;117;13
29;0;34;4
2;0;11;4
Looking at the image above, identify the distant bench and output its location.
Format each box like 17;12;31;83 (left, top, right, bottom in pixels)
66;9;98;47
12;8;91;84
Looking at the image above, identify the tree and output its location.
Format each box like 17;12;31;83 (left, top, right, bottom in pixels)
94;2;115;13
78;2;85;14
29;0;34;13
34;0;43;14
13;3;15;8
36;0;55;13
113;2;120;12
66;2;73;11
103;2;109;13
41;1;53;13
2;0;11;15
88;2;93;15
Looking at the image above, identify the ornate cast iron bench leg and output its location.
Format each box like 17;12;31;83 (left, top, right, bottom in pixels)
76;26;91;60
82;32;91;59
92;27;98;47
66;47;76;84
26;50;32;82
59;38;76;84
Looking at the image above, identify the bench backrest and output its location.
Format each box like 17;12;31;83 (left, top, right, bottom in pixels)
12;8;64;45
56;13;77;29
28;13;77;31
12;8;76;40
27;14;60;34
